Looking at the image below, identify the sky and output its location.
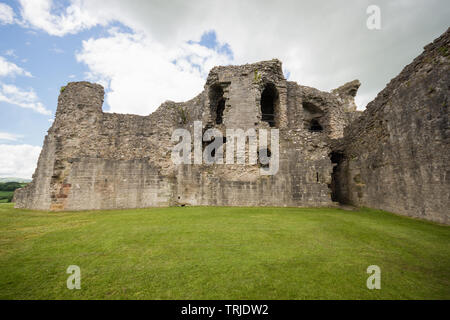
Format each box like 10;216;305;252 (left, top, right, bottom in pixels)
0;0;449;179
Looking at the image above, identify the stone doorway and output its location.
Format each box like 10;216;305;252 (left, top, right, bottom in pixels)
329;151;346;203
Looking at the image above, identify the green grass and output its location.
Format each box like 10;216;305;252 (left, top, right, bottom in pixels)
0;203;448;300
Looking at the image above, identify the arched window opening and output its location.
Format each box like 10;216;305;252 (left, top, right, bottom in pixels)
309;119;323;132
261;84;278;127
209;85;225;125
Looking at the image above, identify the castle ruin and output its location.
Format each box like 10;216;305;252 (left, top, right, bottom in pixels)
14;29;449;224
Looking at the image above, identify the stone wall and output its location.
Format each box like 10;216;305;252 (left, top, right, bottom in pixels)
16;27;449;225
15;59;358;211
333;28;449;224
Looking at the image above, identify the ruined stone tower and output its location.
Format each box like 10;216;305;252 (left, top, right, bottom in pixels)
14;29;449;224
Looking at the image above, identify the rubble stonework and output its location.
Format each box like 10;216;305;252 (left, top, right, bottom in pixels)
14;29;449;224
332;28;450;224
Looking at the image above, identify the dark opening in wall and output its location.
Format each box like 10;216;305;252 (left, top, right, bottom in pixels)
303;101;324;132
309;119;323;132
261;83;278;127
209;85;225;125
329;151;346;203
216;98;225;124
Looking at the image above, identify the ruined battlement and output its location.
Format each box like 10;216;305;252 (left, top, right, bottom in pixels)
14;29;450;224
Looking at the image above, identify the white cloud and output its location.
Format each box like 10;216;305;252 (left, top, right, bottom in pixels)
0;56;32;77
16;0;450;111
76;29;232;115
0;144;41;179
0;3;15;25
18;0;109;36
0;83;51;115
0;132;23;141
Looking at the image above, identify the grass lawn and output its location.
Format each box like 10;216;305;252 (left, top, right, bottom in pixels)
0;203;448;300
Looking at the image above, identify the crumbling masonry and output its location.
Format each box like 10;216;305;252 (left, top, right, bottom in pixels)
15;29;449;224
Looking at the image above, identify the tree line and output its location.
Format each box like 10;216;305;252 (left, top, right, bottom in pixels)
0;182;28;203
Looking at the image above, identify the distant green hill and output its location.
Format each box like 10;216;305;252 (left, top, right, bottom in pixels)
0;181;29;203
0;177;31;183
